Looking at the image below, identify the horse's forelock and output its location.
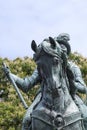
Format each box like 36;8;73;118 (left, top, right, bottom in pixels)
33;40;63;61
41;40;62;58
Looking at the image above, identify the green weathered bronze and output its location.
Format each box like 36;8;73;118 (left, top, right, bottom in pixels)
3;33;87;130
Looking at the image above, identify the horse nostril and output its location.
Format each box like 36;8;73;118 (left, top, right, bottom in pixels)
58;86;61;89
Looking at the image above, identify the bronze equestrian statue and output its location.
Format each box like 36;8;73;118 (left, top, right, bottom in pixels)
3;34;87;130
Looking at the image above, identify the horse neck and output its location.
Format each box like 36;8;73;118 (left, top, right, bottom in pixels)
59;69;73;111
43;67;72;113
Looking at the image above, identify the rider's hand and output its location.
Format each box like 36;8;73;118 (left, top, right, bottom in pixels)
2;65;10;75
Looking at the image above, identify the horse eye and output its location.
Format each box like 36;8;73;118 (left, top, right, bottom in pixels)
53;57;59;65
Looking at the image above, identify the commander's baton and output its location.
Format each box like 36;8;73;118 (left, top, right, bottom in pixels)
2;62;28;109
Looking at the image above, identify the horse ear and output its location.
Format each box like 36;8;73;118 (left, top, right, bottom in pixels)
31;40;37;52
49;37;56;49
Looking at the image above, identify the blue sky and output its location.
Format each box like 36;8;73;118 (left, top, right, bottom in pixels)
0;0;87;59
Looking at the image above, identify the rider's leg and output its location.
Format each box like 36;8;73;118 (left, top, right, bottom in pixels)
22;92;41;130
73;95;87;130
80;104;87;130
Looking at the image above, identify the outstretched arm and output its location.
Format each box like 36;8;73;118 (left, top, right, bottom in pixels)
2;63;41;93
10;69;41;93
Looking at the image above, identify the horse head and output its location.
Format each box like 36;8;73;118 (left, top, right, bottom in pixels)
31;37;67;89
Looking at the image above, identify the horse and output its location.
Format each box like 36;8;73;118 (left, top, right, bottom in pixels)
30;37;85;130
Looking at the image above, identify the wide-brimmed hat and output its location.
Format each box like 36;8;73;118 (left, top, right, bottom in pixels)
54;33;71;55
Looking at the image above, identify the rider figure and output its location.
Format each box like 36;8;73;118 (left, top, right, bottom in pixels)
4;33;87;130
54;33;87;96
54;33;87;129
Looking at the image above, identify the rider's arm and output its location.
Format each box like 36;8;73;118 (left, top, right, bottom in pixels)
72;64;87;94
10;69;41;93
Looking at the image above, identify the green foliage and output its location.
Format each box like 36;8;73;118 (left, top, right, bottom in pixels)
69;52;87;84
0;57;36;130
0;53;87;129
